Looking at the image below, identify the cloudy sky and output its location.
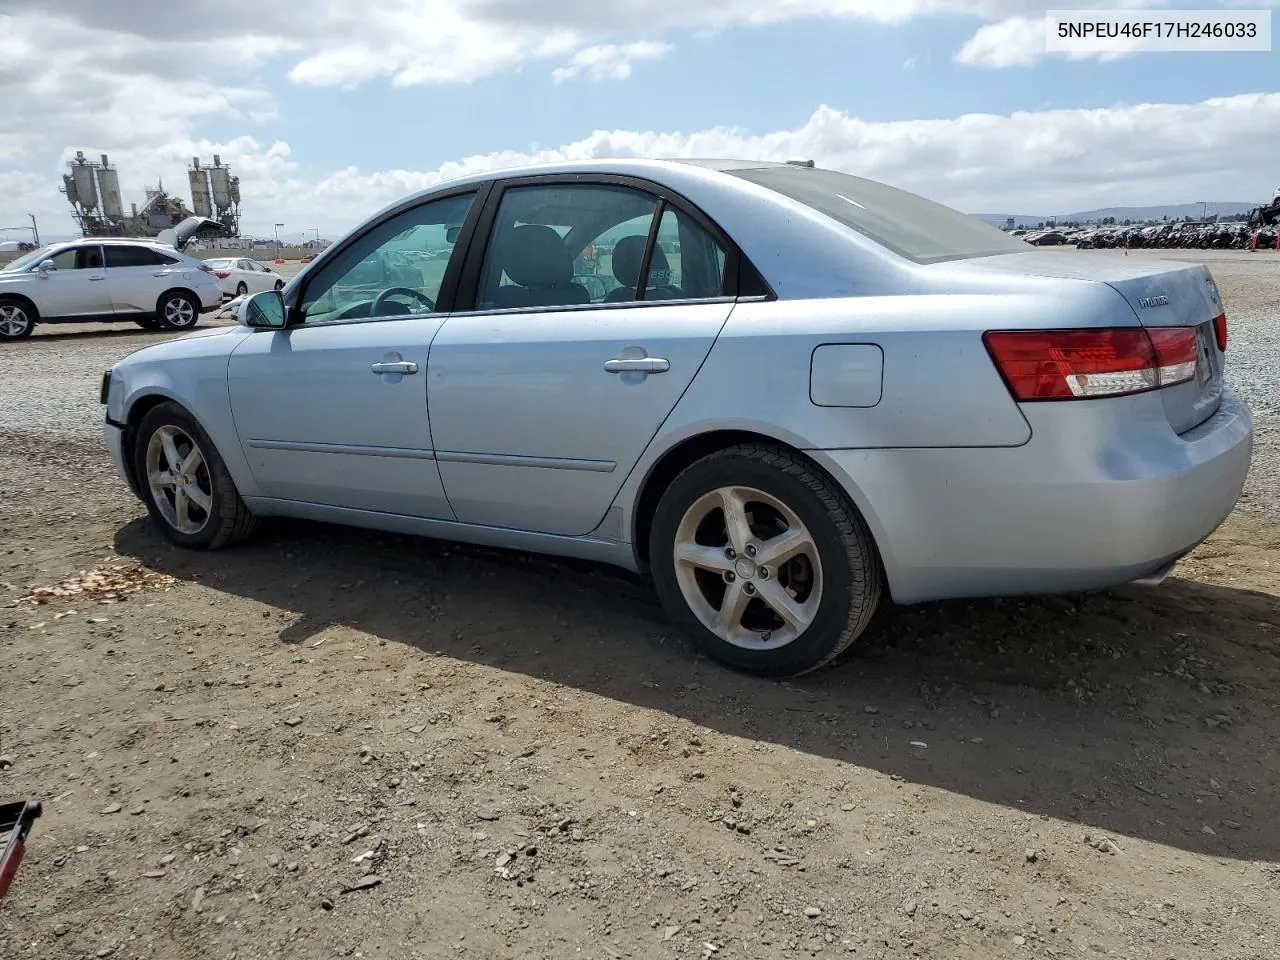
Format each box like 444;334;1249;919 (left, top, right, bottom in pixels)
2;0;1278;241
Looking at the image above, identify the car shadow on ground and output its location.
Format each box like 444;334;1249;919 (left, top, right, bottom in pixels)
114;515;1280;862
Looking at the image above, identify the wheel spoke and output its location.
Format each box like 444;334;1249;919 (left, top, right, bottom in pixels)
160;430;182;473
755;579;814;632
674;542;735;574
181;446;204;474
717;488;753;555
174;487;191;530
148;470;177;488
184;483;212;513
755;527;813;568
714;580;751;635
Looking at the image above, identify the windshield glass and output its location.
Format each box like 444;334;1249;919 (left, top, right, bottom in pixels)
2;245;59;272
727;166;1030;265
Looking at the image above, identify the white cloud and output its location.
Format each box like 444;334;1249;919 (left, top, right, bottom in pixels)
902;55;920;70
956;12;1154;67
551;42;673;83
9;93;1277;241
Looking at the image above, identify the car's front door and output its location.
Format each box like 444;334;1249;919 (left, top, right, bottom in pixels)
428;179;737;537
226;189;480;518
35;245;108;318
103;244;180;315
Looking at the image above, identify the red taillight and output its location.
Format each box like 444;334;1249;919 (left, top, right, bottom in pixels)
1212;312;1227;353
213;270;229;279
983;327;1199;401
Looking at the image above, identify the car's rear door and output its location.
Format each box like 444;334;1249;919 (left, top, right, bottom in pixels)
103;244;179;315
427;176;739;537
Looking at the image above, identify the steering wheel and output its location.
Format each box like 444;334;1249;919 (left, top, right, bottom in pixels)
371;287;434;316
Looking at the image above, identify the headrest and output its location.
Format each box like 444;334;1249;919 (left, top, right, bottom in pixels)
611;235;670;289
497;224;572;288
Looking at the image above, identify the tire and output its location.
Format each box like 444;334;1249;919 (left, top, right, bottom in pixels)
132;401;257;550
649;443;882;678
235;282;248;297
156;290;200;331
134;316;162;330
274;279;284;290
0;296;36;341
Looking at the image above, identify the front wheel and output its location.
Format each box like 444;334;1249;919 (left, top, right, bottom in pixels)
649;444;882;677
133;402;257;550
156;291;199;331
0;297;35;341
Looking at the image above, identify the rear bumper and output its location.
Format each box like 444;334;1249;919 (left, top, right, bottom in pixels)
818;386;1253;604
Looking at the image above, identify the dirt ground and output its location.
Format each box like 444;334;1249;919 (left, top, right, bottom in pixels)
2;252;1279;960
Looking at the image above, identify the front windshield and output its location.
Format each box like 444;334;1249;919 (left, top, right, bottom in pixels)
2;245;58;272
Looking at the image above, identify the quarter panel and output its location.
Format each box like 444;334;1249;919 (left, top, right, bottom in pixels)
679;295;1038;451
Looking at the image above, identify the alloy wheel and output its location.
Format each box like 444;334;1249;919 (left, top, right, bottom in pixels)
0;304;31;338
145;424;213;535
163;296;196;328
672;485;823;651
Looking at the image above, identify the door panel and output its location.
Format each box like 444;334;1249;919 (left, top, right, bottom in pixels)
428;301;733;535
103;246;175;314
227;317;452;518
227;187;480;518
36;246;107;317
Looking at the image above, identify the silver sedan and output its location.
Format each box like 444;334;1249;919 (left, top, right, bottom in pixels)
100;159;1253;677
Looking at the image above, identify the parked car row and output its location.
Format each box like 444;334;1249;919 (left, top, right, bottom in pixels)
0;223;284;340
1073;222;1266;250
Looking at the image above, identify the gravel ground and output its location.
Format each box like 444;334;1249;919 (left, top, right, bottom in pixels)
0;250;1277;960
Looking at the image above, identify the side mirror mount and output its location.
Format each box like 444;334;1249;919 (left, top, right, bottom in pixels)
446;226;461;243
238;290;287;329
37;259;55;277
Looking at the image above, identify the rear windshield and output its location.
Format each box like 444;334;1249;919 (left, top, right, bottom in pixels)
726;166;1030;265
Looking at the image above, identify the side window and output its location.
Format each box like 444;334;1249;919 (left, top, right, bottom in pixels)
155;251;180;264
475;184;658;311
48;249;81;270
645;207;728;301
299;191;477;324
51;247;104;270
105;246;165;268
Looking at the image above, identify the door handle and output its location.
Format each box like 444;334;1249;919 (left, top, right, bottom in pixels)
371;360;418;375
152;272;168;277
604;357;670;374
89;276;104;281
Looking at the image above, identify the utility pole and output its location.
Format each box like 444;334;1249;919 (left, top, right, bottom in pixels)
28;214;39;246
274;222;284;258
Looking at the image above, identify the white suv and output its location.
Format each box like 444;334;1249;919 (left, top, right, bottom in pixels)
0;228;224;342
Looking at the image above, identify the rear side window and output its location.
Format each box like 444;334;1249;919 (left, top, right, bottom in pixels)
727;166;1029;265
105;246;169;268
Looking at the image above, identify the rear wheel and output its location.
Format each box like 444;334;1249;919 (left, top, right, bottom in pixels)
0;297;35;341
274;279;284;290
649;444;882;677
156;291;199;331
235;281;248;297
133;402;257;550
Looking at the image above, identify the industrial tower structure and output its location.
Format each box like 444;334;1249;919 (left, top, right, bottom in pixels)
62;151;242;240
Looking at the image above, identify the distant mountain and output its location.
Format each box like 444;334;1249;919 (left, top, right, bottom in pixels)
974;202;1258;228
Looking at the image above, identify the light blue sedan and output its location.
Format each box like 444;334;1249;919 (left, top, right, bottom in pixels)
101;159;1253;677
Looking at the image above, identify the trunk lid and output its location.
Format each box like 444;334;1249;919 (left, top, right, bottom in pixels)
964;251;1225;433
